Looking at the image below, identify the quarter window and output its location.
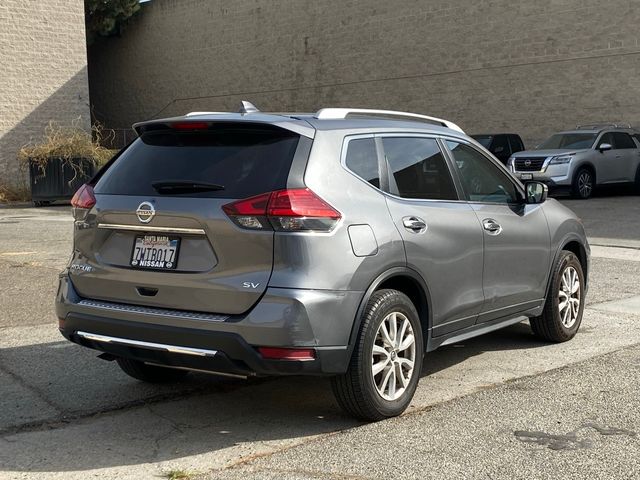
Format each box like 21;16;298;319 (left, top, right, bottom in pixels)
345;138;380;188
446;141;520;204
382;137;458;200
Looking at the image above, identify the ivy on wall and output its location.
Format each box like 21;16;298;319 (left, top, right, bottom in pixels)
85;0;142;45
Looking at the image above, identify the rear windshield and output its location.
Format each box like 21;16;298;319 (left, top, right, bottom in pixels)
94;125;300;198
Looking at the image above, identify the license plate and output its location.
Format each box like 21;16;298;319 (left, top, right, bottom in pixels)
520;173;533;180
130;235;180;270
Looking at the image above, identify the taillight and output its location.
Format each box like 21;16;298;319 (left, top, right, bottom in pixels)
222;188;341;232
71;184;96;209
258;347;316;361
267;188;341;232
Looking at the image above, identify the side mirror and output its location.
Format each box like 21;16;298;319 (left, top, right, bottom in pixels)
525;181;548;204
598;143;613;152
493;146;504;154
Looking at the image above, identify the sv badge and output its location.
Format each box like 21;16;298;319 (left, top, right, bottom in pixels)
242;282;260;289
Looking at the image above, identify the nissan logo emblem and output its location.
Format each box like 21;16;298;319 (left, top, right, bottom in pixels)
524;159;532;167
136;202;155;223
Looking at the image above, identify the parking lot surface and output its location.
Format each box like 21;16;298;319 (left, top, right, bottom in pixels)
0;195;639;479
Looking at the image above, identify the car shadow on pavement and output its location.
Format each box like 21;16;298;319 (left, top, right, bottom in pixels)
0;338;358;473
422;320;550;376
0;321;548;473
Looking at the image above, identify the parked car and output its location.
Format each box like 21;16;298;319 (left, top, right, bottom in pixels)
57;104;590;421
471;133;525;164
508;124;640;199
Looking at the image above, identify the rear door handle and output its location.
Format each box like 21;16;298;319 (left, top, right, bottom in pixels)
402;216;427;233
482;218;502;235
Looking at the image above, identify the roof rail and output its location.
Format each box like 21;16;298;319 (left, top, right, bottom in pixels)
314;108;464;133
576;122;632;130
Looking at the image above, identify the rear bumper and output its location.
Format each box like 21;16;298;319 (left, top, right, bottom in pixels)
56;273;363;376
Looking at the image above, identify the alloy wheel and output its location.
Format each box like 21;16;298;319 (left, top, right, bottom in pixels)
578;171;592;198
559;266;581;328
371;311;416;401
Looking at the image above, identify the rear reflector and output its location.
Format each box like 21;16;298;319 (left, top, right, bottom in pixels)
258;347;316;361
71;184;96;209
222;188;341;232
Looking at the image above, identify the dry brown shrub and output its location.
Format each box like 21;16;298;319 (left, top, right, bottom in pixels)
18;118;117;182
0;183;31;203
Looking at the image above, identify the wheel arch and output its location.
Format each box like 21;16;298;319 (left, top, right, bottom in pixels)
574;161;597;184
346;267;432;358
563;240;588;272
545;235;589;296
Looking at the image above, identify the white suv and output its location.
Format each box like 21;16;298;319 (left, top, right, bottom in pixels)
508;124;640;198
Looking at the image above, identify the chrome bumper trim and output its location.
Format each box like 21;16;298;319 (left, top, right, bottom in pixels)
98;223;206;235
76;331;218;357
76;299;229;322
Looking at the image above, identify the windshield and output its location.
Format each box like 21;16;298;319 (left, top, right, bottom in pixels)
536;133;597;150
471;135;493;148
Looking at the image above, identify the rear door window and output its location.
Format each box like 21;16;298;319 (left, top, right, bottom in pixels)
344;137;380;188
94;124;300;198
382;137;458;200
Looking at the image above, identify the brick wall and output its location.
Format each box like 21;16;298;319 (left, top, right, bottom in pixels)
89;0;640;148
0;0;90;186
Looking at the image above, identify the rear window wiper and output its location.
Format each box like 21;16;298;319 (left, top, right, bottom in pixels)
152;181;225;194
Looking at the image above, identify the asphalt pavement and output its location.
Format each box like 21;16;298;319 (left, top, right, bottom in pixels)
0;195;638;479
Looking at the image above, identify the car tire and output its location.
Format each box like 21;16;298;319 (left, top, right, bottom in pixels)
530;251;585;342
116;357;189;383
571;168;594;199
331;289;424;421
635;165;640;193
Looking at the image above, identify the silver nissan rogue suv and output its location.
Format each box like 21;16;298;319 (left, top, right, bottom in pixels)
57;103;590;421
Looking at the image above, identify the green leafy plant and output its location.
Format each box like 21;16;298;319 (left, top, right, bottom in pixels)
85;0;141;44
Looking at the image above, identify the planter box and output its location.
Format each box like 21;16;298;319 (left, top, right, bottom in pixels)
29;157;96;206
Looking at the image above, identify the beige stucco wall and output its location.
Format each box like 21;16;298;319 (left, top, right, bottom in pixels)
0;0;90;186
